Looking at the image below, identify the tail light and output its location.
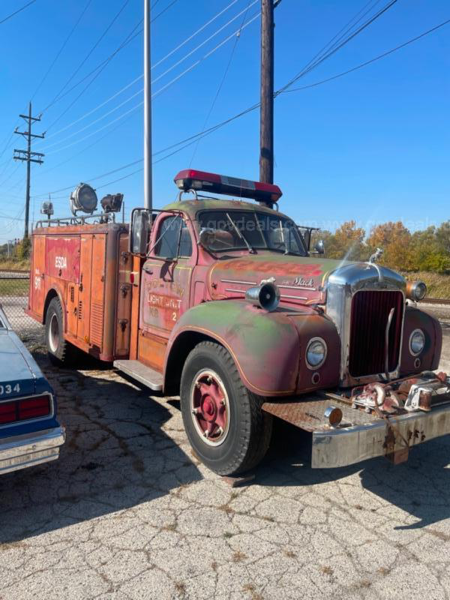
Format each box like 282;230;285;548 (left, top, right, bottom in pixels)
0;394;52;425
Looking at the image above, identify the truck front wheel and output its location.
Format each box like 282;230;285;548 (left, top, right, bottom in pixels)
180;341;272;476
45;298;74;366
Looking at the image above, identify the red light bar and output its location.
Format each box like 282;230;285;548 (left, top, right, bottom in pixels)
174;169;282;204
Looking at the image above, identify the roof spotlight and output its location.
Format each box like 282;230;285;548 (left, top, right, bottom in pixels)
40;201;54;217
100;193;124;214
70;183;98;216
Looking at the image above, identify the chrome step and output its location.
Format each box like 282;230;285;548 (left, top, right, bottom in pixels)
114;360;163;391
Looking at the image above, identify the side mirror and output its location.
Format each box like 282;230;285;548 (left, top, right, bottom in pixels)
198;228;234;251
131;209;150;255
198;228;215;249
315;240;325;254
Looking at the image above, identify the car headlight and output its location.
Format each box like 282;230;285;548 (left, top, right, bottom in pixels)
306;338;327;369
406;280;427;302
409;329;425;356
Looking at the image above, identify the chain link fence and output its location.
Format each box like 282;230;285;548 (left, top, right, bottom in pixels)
0;270;41;336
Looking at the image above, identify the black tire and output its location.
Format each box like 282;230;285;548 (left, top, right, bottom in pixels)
180;341;272;476
45;298;75;366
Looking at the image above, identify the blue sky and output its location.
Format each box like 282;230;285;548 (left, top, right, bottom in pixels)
0;0;449;244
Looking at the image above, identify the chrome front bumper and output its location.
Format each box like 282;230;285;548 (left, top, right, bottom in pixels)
312;402;450;468
0;426;65;475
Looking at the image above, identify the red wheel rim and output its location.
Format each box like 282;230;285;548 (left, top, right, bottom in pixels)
190;369;230;446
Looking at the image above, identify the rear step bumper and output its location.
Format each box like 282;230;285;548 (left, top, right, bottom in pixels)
0;426;65;475
262;396;450;469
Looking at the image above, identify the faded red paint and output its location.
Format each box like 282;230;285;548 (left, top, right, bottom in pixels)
218;258;324;277
27;197;442;406
207;255;328;306
45;237;81;283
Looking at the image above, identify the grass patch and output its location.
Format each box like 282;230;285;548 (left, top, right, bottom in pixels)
0;278;29;297
0;259;30;271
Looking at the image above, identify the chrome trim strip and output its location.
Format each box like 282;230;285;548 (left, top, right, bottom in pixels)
0;426;65;474
225;288;245;294
278;284;317;291
312;401;450;468
221;279;256;285
280;294;308;301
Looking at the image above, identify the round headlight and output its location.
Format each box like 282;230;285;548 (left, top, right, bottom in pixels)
407;280;427;302
409;329;425;356
306;338;327;369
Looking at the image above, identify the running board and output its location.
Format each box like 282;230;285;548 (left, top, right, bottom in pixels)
113;360;163;391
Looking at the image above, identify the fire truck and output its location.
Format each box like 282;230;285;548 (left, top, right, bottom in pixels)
27;170;450;475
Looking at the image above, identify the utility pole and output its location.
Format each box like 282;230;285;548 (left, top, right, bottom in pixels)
144;0;152;212
13;102;45;239
259;0;275;186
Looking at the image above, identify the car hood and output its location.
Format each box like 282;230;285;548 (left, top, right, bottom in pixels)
0;330;44;399
207;253;346;305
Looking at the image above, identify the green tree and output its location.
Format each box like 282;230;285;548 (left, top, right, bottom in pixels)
325;221;366;261
367;222;412;271
16;237;31;260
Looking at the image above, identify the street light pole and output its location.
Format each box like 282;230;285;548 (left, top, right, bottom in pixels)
144;0;153;211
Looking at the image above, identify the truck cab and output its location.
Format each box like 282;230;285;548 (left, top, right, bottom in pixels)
28;169;450;476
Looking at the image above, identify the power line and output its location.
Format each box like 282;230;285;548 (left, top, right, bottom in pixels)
0;0;37;26
13;103;45;238
277;0;399;95
31;0;94;102
34;109;141;180
35;0;434;202
41;88;143;151
40;0;181;120
40;21;142;116
62;13;450;196
44;101;143;156
38;9;262;155
42;75;143;142
43;0;132;124
284;18;450;94
190;0;253;165
41;0;243;142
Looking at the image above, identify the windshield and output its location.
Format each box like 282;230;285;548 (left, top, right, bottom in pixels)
198;210;307;256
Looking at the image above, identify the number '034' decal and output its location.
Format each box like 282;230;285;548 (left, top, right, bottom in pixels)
0;384;20;395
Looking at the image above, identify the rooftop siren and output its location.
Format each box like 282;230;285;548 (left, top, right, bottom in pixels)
40;200;54;218
101;193;124;214
245;282;280;312
70;183;98;216
174;169;282;205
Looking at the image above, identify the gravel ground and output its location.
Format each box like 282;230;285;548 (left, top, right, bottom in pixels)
0;306;450;600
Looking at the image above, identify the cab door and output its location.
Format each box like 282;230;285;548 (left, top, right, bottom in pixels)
138;215;195;370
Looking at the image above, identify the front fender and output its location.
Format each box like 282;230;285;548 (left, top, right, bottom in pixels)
165;300;340;397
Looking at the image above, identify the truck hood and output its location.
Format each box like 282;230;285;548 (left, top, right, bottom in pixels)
208;253;346;306
0;330;44;399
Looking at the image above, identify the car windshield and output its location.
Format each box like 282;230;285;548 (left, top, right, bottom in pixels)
198;210;307;256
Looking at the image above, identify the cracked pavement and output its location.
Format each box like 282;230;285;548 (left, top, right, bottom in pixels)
0;305;449;600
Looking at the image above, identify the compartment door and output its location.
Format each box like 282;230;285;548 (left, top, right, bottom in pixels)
89;234;106;352
77;235;93;343
30;236;46;317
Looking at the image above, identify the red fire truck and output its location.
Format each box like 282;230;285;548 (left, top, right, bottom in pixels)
27;170;450;475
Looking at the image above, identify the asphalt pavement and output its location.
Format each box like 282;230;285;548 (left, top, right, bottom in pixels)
0;304;449;600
